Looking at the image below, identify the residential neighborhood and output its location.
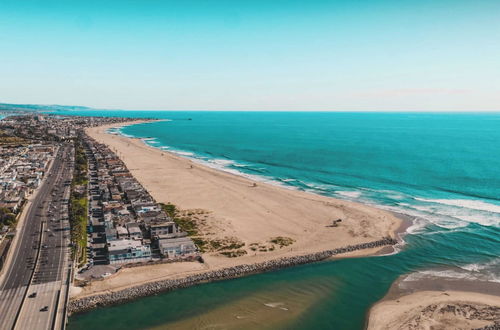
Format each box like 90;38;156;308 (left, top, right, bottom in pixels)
0;112;173;329
84;135;197;269
0;144;54;216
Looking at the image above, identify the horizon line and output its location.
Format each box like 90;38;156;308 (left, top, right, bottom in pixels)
1;102;499;113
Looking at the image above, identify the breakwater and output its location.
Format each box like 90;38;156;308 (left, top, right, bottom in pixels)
69;237;397;314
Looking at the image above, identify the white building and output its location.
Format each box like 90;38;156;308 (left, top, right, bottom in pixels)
107;239;151;264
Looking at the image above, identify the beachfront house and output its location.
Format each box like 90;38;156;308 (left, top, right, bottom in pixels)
104;227;118;242
158;237;197;259
126;222;143;239
107;239;152;264
116;225;129;239
149;222;178;239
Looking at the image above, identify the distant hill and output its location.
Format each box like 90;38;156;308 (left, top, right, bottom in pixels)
0;103;95;112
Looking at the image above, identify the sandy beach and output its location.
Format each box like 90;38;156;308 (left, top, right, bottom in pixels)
75;120;402;297
367;290;500;330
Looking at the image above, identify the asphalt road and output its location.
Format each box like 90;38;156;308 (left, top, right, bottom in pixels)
0;143;74;330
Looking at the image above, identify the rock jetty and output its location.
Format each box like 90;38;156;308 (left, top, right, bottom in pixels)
69;237;397;314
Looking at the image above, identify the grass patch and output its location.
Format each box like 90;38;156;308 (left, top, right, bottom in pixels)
70;195;87;265
174;217;198;236
160;203;199;236
269;236;295;248
70;137;88;266
160;202;177;218
208;238;245;251
191;238;208;253
0;136;28;146
159;203;246;256
220;249;247;258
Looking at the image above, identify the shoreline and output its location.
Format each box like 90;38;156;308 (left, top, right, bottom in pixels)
385;270;500;301
367;290;500;330
70;119;406;313
366;271;500;329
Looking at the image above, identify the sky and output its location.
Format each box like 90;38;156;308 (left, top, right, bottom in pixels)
0;0;499;111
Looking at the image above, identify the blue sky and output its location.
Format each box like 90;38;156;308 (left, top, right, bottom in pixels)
1;0;499;110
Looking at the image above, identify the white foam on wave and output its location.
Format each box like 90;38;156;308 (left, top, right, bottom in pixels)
459;258;500;273
209;158;235;166
106;127;135;138
366;189;409;201
415;198;500;214
232;163;249;168
395;199;500;229
460;263;485;272
404;267;500;284
171;150;195;157
335;190;362;199
300;181;338;193
112;129;390;211
404;257;500;285
404;270;475;282
405;218;428;235
122;129;498;236
182;153;291;189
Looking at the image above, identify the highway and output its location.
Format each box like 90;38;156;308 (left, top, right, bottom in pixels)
0;143;74;330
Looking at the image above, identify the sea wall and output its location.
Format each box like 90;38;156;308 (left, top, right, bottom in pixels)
69;237;397;314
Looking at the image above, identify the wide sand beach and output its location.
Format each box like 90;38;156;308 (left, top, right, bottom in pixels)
75;120;403;298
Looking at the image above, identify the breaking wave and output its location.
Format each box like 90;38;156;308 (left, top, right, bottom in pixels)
403;266;500;284
415;198;500;214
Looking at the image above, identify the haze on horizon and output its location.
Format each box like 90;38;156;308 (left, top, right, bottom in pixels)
1;0;499;112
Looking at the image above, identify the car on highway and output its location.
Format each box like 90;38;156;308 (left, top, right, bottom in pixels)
28;292;37;298
40;306;48;312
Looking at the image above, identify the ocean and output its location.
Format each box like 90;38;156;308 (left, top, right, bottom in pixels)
58;111;500;329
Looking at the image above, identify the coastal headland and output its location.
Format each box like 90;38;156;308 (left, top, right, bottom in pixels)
71;119;404;311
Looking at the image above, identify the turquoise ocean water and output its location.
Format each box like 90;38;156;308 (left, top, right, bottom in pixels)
60;111;500;329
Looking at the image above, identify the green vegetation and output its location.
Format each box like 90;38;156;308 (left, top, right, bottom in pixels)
160;203;199;235
73;140;88;186
0;207;16;228
173;217;198;236
69;137;88;265
269;236;295;248
160;202;203;250
249;242;277;252
0;130;28;146
0;136;27;146
208;238;245;251
219;249;247;258
161;203;177;218
159;203;246;257
191;237;208;252
70;196;88;265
